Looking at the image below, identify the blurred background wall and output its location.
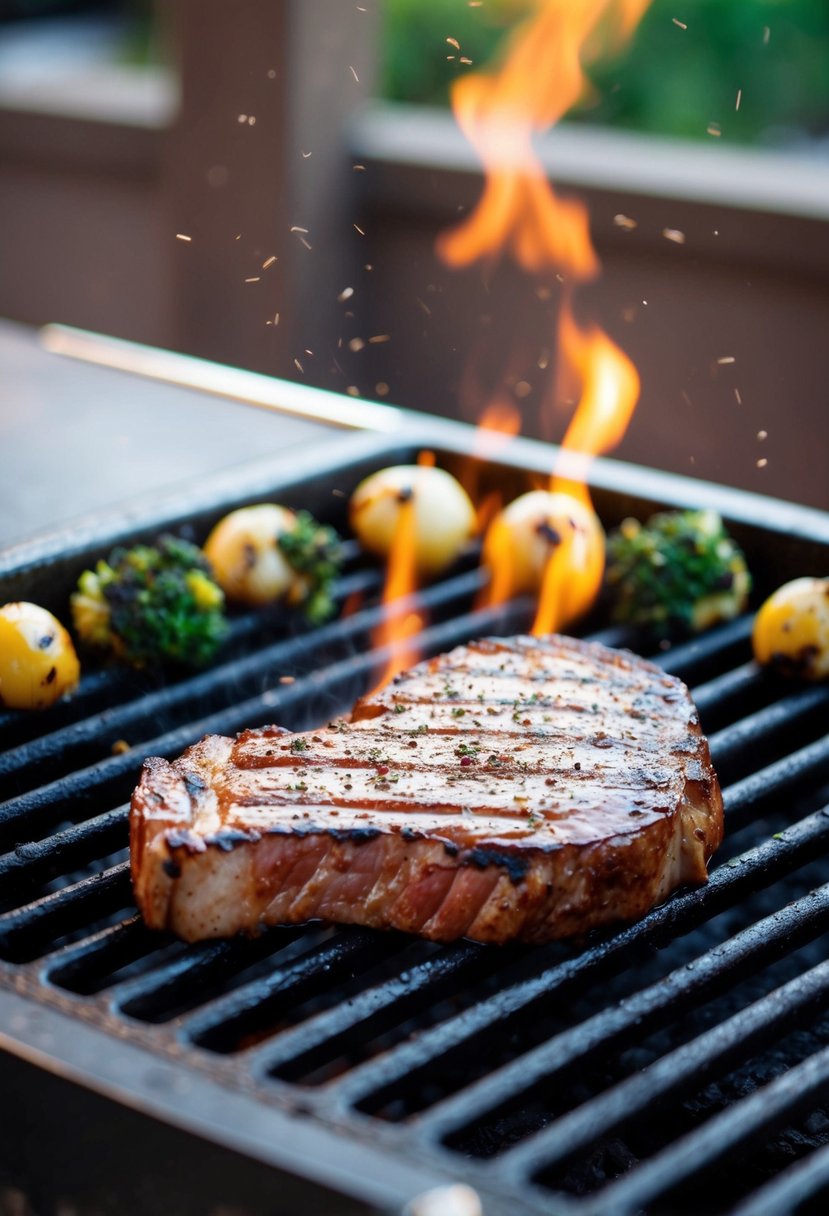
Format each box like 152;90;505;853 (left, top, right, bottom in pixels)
0;0;826;508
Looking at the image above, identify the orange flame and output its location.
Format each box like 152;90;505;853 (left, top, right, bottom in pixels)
369;451;434;692
438;0;651;279
551;301;641;504
528;309;639;636
438;0;651;635
468;398;522;531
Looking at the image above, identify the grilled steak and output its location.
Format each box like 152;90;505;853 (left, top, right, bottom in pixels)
130;635;723;944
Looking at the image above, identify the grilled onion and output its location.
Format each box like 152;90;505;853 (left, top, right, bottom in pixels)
350;465;476;577
203;504;300;606
483;490;605;624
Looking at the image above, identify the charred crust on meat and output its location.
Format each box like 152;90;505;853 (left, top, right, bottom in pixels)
183;771;208;797
327;826;382;844
165;828;207;853
203;827;262;851
465;848;529;884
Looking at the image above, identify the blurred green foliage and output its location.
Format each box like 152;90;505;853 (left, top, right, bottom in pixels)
381;0;829;147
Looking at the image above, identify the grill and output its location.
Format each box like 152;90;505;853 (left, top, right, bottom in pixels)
2;422;829;1216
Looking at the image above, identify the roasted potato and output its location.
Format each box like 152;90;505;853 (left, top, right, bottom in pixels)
752;577;829;680
0;601;80;709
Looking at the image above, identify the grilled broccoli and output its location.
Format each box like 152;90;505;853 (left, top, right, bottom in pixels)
276;510;343;625
606;509;751;636
71;535;228;668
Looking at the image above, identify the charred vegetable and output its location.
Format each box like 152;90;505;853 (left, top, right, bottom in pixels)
752;577;829;680
606;509;751;635
0;602;80;709
203;505;342;623
483;491;605;627
71;535;227;668
350;465;476;577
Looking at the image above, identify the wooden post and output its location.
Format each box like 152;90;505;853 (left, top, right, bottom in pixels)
163;0;379;385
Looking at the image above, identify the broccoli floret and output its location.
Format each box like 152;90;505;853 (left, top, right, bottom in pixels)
276;510;344;625
606;509;751;636
71;535;228;668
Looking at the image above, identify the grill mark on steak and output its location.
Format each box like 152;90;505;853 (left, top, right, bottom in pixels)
130;634;724;944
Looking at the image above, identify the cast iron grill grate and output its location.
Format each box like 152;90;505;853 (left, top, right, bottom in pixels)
2;443;829;1216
